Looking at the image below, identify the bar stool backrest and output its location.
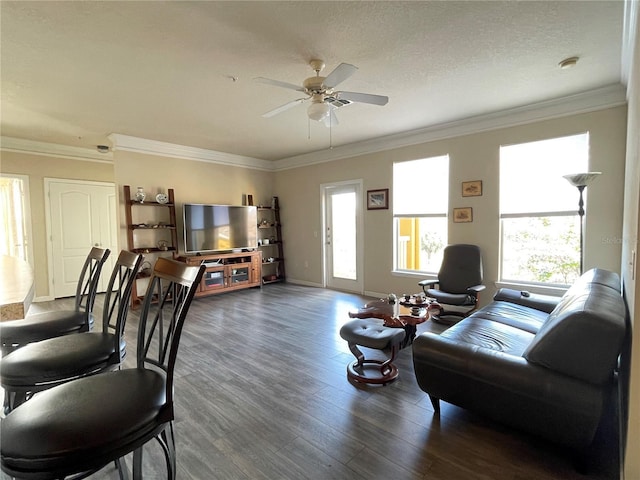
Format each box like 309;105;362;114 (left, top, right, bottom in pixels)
101;250;144;359
137;257;205;408
75;247;111;315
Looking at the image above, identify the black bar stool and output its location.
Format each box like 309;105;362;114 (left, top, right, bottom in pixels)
1;258;205;480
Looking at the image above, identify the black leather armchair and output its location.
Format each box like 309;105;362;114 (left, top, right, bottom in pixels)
418;244;485;324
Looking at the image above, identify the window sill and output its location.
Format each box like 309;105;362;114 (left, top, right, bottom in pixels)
392;270;437;279
495;281;568;297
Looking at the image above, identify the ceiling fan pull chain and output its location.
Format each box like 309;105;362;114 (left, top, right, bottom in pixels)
329;115;333;149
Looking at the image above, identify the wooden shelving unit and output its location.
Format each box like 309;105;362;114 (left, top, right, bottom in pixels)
123;185;178;307
257;197;285;284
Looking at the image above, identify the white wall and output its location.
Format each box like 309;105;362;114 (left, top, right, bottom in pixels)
276;106;628;301
621;1;640;476
112;150;275;255
0;151;114;298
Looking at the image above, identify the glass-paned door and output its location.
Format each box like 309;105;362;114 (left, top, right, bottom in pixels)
322;181;363;293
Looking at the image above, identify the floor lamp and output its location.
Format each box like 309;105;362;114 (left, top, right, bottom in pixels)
563;172;601;274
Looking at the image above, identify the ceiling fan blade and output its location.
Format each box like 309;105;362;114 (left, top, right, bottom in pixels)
338;91;389;106
262;98;307;118
322;108;339;127
254;77;305;92
323;63;358;89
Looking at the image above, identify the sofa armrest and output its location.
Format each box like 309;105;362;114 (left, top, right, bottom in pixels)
467;284;486;295
493;288;560;313
418;279;439;288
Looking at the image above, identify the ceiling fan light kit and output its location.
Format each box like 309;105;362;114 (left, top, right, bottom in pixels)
255;59;389;125
307;101;330;121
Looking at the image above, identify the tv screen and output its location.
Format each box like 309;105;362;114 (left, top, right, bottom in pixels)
183;204;257;254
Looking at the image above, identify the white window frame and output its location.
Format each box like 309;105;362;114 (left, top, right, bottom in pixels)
392;155;449;275
498;132;589;288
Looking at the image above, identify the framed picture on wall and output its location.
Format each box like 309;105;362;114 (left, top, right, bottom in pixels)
453;207;473;223
367;189;389;210
462;180;483;197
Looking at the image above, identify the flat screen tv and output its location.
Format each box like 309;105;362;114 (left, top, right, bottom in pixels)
183;204;257;254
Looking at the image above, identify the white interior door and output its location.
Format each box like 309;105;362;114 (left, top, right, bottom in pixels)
322;181;363;293
47;180;118;298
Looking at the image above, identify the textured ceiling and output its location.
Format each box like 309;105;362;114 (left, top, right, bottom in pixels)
0;1;624;161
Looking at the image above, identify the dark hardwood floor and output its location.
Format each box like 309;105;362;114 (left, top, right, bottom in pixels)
2;283;619;479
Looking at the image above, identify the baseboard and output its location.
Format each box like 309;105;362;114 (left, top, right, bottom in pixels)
284;278;323;288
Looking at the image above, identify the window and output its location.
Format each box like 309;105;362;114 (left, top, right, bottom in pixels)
499;133;588;285
393;155;449;273
0;174;34;266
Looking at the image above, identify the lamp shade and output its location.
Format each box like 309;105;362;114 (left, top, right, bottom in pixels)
563;172;602;188
307;102;330;121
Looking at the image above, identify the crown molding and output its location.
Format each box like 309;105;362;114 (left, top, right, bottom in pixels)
1;84;627;172
272;84;627;171
0;137;113;163
108;134;273;171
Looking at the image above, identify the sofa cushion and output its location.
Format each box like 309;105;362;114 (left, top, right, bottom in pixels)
441;317;535;356
523;283;626;385
470;301;548;334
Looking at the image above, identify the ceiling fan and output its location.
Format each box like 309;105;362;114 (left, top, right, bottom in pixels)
254;59;389;127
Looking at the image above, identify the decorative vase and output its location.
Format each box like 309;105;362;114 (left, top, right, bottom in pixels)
135;187;146;203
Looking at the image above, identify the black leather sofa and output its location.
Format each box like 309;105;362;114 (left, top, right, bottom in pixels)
412;268;627;450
